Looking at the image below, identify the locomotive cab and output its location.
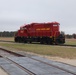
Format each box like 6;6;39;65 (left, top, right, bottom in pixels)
14;25;28;43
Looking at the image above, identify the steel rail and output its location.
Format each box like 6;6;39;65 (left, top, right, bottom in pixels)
0;48;76;75
0;40;76;48
0;48;36;75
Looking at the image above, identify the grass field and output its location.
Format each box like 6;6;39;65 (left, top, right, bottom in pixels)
65;39;76;45
0;37;76;58
0;37;14;41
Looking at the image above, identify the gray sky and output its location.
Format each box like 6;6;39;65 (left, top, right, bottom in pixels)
0;0;76;34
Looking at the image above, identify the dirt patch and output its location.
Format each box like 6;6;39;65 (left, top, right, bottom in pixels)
0;68;8;75
42;56;76;66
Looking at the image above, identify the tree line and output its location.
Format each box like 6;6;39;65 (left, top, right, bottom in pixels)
0;31;16;37
65;34;76;39
0;31;76;39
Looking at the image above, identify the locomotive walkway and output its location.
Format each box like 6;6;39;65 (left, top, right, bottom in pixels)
0;48;76;75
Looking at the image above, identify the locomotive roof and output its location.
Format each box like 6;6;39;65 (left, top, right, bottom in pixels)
20;22;60;28
30;22;60;25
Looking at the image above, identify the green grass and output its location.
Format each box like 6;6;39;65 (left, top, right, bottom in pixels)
0;42;76;59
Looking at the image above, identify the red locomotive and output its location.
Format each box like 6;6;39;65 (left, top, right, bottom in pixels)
15;22;65;44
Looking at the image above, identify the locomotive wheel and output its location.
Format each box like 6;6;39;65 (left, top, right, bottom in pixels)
29;40;32;43
40;39;44;44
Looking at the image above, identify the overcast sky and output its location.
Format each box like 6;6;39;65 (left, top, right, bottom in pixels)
0;0;76;34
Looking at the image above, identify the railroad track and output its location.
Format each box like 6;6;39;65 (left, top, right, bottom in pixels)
0;40;76;48
0;48;76;75
0;48;36;75
58;44;76;48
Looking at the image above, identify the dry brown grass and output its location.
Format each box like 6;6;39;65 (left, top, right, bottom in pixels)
0;37;14;41
65;39;76;45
